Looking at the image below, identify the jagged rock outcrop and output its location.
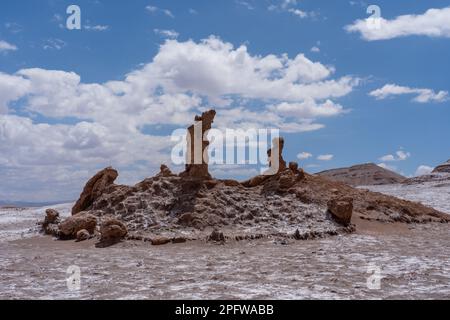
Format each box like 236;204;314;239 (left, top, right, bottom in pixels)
432;159;450;174
41;209;61;236
59;213;97;240
181;110;216;179
158;164;175;177
72;167;118;215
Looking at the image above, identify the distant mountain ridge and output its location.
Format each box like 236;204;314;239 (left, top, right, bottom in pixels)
316;163;406;186
404;159;450;185
433;159;450;174
0;200;73;208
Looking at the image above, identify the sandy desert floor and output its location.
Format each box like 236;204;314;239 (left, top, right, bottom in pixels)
0;218;449;299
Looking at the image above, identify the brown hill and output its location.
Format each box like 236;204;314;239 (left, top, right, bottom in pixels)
403;159;450;185
432;159;450;174
316;163;406;186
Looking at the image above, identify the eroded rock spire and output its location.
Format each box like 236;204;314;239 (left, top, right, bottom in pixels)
267;137;287;175
181;109;216;179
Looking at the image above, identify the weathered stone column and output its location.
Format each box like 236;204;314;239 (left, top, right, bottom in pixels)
181;110;216;179
267;137;287;175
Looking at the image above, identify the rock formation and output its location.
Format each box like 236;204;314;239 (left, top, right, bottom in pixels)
72;167;118;215
181;110;216;179
327;197;353;226
208;229;225;243
76;229;91;242
41;209;61;236
41;109;449;247
242;138;293;188
151;237;171;246
58;213;97;240
267;137;287;174
158;164;175;177
99;218;128;244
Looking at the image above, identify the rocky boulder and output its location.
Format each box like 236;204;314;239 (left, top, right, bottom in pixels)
151;237;171;246
44;209;60;225
99;218;128;244
327;197;353;226
76;229;91;242
208;229;225;243
41;209;61;236
72;167;118;215
59;213;97;240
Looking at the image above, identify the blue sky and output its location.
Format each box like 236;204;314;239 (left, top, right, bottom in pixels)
0;0;449;201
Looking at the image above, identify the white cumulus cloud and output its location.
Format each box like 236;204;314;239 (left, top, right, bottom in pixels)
146;5;174;18
379;150;411;162
345;7;450;41
0;36;358;200
0;40;17;52
415;165;434;176
297;152;313;160
154;29;179;39
317;154;334;161
377;163;397;172
370;84;448;103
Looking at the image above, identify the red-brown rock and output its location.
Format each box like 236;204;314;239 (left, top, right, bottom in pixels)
72;167;118;215
100;218;128;242
76;229;91;242
327;197;353;226
151;237;171;246
181;110;216;179
41;209;61;236
59;213;97;239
